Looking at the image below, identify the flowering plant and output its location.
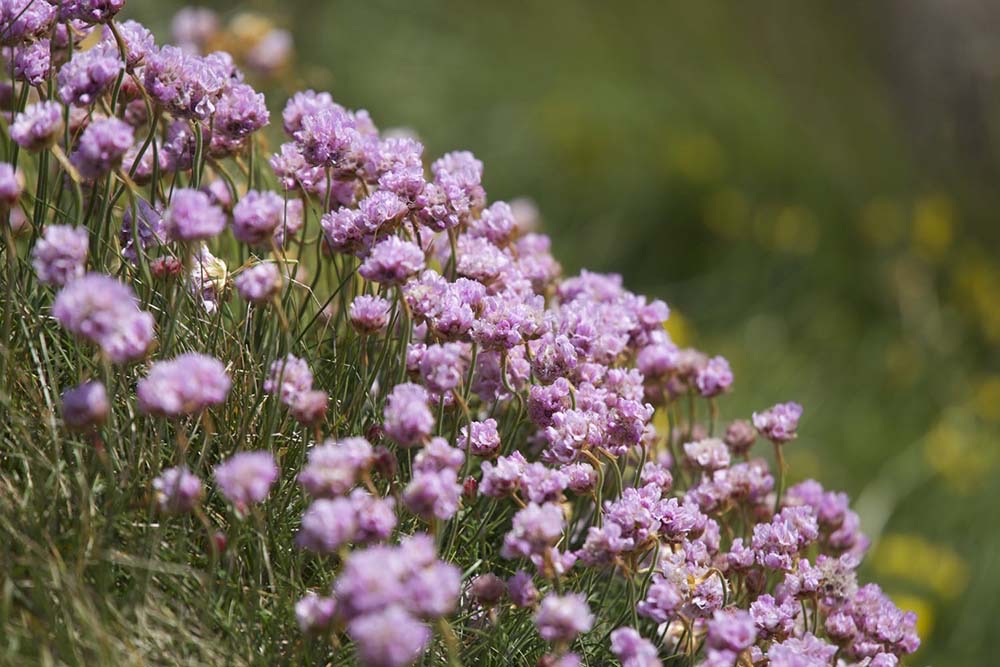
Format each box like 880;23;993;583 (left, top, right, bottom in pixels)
0;3;918;666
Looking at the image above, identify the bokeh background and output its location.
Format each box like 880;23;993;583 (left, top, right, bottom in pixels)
137;1;1000;663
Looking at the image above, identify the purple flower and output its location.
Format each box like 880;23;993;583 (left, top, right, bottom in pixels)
469;573;507;606
453;236;510;284
10;39;51;86
61;380;108;430
352;489;397;543
508;570;539;608
636;342;679;379
349;294;392;334
766;634;837;667
471;293;544;351
528;379;572;428
32;225;88;286
0;163;23;209
52;273;155;363
750;593;799;639
406;560;462;618
334;536;427;619
71;117;133;180
232;190;283;245
235;263;281;303
272;198;304;248
321;207;370;256
152;466;204;514
143;47;232;120
458;418;501;458
293;102;357;167
359;237;425;285
707;609;756;652
683;438;731;471
413;437;464;474
383;382;433;446
271;141;325;194
295;593;336;635
298;437;374;497
752;402;803;444
164;188;227;242
245;28;292;76
751;506;818;571
521;463;569;504
529;333;579;385
290;389;329;426
57;43;122;106
562;462;597;494
479;451;527;498
610;627;661;667
123;142;157;184
534;593;593;644
296;497;357;553
640;461;673;493
696;355;733;397
347;606;430;667
724;419;756;456
51;0;126;23
264;354;314;405
403;468;462;520
213;451;278;510
171;7;218;53
501;502;564;560
10;101;63;151
469;200;517;246
360;190;408;230
377;136;425;197
281;89;334;135
210;82;269;153
0;0;56;46
418;342;467;394
102;20;155;68
137;353;231;416
726;538;756;571
542;408;604;465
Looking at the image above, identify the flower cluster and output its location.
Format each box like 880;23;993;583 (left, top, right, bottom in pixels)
3;6;920;667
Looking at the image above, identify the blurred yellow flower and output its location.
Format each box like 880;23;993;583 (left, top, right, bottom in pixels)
665;309;692;348
923;417;996;493
971;376;1000;422
953;255;1000;343
858;197;905;247
890;593;934;642
873;533;969;601
703;189;749;240
665;131;725;184
884;338;922;388
754;205;818;255
911;194;954;261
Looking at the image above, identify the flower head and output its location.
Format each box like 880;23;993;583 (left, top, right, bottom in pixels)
534;593;593;644
214;451;278;510
753;402;804;444
137;353;230;417
61;380;108;430
10;101;62;151
32;225;88;286
152;466;204;514
164;188;227;242
71;116;133;180
52;273;155;363
235;262;281;303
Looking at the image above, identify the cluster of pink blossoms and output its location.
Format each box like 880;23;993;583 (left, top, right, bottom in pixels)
3;3;919;666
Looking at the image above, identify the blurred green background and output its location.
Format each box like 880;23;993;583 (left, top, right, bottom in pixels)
138;1;999;663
